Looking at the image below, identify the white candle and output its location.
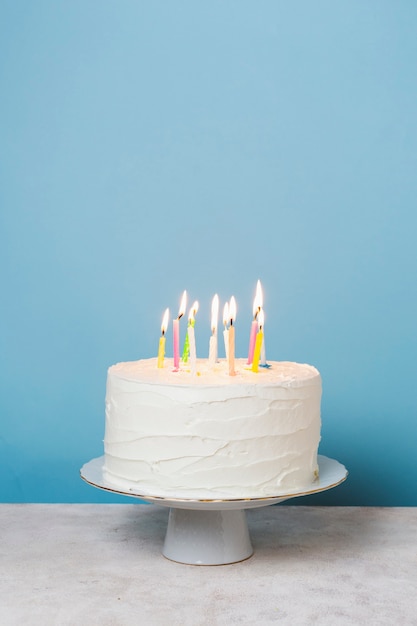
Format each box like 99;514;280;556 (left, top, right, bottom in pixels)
222;301;229;361
208;294;219;368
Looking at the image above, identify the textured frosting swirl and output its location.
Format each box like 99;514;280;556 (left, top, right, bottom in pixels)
103;358;322;499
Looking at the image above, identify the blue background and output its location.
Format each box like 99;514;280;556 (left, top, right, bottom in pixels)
1;1;416;505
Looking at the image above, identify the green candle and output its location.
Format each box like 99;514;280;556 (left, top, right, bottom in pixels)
182;301;198;363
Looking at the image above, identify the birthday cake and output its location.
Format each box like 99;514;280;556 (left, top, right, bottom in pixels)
103;358;322;499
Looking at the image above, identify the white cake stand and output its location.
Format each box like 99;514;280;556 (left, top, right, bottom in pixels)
80;455;347;566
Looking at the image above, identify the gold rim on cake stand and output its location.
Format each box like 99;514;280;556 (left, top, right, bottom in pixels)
80;454;347;565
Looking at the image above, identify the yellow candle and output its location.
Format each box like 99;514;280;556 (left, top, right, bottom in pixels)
247;280;263;364
251;330;263;372
228;296;236;376
252;308;264;373
157;308;169;368
157;336;166;368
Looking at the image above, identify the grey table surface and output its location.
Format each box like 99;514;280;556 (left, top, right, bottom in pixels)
1;504;416;626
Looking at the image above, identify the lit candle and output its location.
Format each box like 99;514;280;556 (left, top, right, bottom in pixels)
228;296;236;376
182;300;198;363
260;312;267;366
173;290;187;371
222;301;229;361
182;330;190;363
252;308;264;373
208;294;219;368
247;280;263;364
187;302;198;375
157;308;169;368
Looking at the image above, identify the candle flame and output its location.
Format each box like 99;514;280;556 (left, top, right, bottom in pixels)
258;308;264;329
161;308;169;335
178;290;187;319
188;300;199;323
223;302;229;327
229;296;237;325
253;280;263;318
211;294;219;333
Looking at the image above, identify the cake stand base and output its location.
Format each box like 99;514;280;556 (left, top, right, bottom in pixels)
80;455;347;566
163;508;253;565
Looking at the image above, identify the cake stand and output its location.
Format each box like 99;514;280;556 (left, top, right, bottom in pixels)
80;455;347;566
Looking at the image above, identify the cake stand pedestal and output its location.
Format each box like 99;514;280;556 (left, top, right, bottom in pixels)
163;508;252;565
80;455;347;566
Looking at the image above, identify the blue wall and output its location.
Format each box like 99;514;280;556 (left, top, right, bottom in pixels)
1;1;416;505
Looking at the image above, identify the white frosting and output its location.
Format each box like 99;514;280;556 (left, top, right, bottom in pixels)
103;358;322;499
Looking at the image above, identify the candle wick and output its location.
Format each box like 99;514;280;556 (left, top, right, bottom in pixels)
178;313;183;320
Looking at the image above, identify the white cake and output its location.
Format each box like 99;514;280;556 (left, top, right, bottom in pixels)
103;358;322;499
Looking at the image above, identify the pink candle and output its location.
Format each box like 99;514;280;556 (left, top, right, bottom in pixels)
228;324;235;376
173;290;187;371
247;320;258;365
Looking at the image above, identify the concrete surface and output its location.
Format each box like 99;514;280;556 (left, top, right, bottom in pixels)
1;504;417;625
